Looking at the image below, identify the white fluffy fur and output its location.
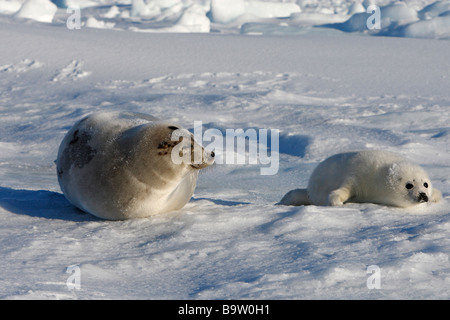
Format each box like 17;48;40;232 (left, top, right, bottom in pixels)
279;150;442;208
56;112;214;220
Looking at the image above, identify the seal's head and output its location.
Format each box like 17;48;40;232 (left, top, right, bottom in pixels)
386;161;434;207
119;123;215;189
166;125;215;170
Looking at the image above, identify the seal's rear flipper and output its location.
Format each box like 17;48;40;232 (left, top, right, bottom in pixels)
278;188;311;206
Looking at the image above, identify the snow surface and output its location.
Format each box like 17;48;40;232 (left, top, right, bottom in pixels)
0;0;449;300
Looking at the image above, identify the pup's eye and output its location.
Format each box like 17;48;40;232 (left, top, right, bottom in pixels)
423;182;428;188
405;183;414;189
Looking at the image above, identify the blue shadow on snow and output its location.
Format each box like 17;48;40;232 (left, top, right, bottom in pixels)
0;186;98;221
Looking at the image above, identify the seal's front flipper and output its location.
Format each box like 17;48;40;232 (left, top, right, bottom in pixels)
328;187;351;206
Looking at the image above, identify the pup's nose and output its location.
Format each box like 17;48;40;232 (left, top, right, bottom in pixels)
418;192;428;202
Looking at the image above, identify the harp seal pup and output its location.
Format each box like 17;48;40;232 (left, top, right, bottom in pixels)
56;111;215;220
279;150;442;208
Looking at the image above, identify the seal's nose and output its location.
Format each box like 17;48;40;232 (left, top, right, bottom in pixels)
418;192;428;202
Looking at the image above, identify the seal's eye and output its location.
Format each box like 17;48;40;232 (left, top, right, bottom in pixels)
405;183;414;190
423;182;428;188
168;126;179;131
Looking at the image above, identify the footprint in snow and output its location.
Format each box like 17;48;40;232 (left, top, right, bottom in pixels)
51;60;91;82
0;59;43;73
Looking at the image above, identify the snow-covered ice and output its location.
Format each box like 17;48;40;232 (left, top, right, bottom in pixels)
2;0;450;39
15;0;58;23
0;0;449;300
